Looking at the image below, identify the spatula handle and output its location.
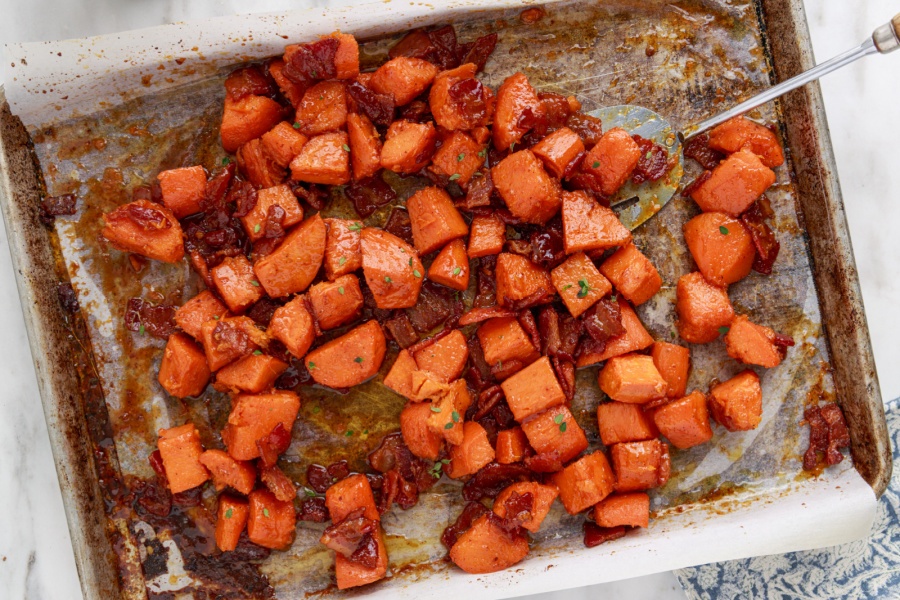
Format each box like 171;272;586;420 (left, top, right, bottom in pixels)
873;13;900;53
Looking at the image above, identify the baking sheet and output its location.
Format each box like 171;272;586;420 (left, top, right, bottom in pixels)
0;0;879;598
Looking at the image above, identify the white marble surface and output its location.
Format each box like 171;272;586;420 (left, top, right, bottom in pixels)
0;1;897;599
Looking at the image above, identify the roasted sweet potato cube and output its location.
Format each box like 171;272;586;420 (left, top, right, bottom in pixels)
220;94;286;153
324;218;363;280
676;272;735;344
199;449;256;495
308;274;364;330
550;451;616;514
428;239;469;291
597;402;658;446
683;212;755;286
269;59;305;107
158;333;211;398
157;165;207;219
268;295;316;359
653;391;714;449
426;379;473;445
400;401;444;461
708;370;763;431
598;354;668;404
691;148;776;216
305;321;387;388
650;341;691;399
725;314;785;368
551;252;612;317
429;63;493;131
561;190;632;254
582;128;642;196
576;298;654;366
247;489;296;549
216;495;250;552
175;290;229;340
521;405;588;465
383;349;418;399
476;316;540;367
407;186;468;255
240;184;304;242
222;391;300;461
360;227;424;309
501;356;566;421
599;243;662;306
214;353;289;394
380;120;437;174
335;527;389;589
329;32;361;80
157;423;209;494
295;81;348;136
429;131;484;187
346;113;382;181
708;116;784;168
532;127;585;179
254;214;326;297
610;439;670;492
449;514;529;574
261;121;309;167
491;149;561;224
200;316;268;372
290;132;351;185
211;255;264;314
467;213;506;258
496;427;531;464
492;72;543;151
446;421;495;479
237;137;284;188
326;473;380;523
495;253;555;307
369;56;438;106
413;330;469;383
102;200;184;263
494;481;559;533
593;492;650;528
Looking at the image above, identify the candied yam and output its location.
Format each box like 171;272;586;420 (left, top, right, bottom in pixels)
491;149;561;225
335;527;388;589
260;121;309;168
550;451;615;514
467;213;506;258
326;473;380;523
561;190;632;254
254;214;326;297
200;449;256;495
290;131;351;185
221;94;286;153
429;131;484;187
725;314;785;368
383;349;419;399
427;379;473;445
369;56;439;106
650;341;691;399
599;243;662;306
200;316;268;372
324;218;363;280
691;148;776;216
496;427;531;465
175;290;228;340
593;492;650;528
449;514;529;574
157;423;209;494
429;64;493;131
407;187;468;255
495;253;554;308
216;495;250;552
158;333;211;398
247;489;296;549
222;391;300;461
683;212;755;286
157;165;207;219
101;200;184;263
532;127;585;179
521;405;588;465
477;316;539;367
446;422;496;479
214;353;288;394
360;227;424;309
413;330;469;383
597;402;658;446
492;72;543;151
212;255;265;313
610;440;670;493
380;120;437;174
240;184;305;242
576;298;654;366
269;59;306;107
675;272;735;344
306;321;387;388
494;482;559;533
329;32;361;80
268;295;316;359
582;128;642;196
400;401;444;461
428;239;470;291
501;356;566;422
237;137;285;188
346;113;383;181
308;274;364;330
295;81;348;136
708;370;763;431
598;354;668;404
551;252;612;318
708;116;784;168
652;391;713;449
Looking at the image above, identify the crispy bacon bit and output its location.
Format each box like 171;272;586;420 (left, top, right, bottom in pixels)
125;202;173;230
683;132;724;170
566;112;604;148
204;162;236;209
367;432;435;513
124;298;177;338
406;282;461;333
399;100;432;124
474;257;498;308
459;170;494;210
349;532;380;568
741;198;781;275
631;135;671;184
582;298;624;343
461;33;499;72
212;320;256;355
530;221;566;270
57;282;80;313
231;180;259;218
256;423;292;468
441;501;490;549
378;468;419;512
246;297;283;327
524;450;564;473
346;177;398;218
389;31;438;61
261;465;297;502
291;183;328;211
347;81;395;127
503;289;551;312
38;193;77;226
306;464;333;494
427;25;460;70
583;522;627;547
384;312;420;348
448;78;489;126
804;403;851;470
495;491;534;531
459;306;518;326
225;65;276;101
682;170;712;198
462;462;532;501
383;207;414;245
773;332;795;354
284;38;340;84
298;496;329;522
320;507;378;557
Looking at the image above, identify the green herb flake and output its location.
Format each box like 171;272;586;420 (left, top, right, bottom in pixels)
213;315;220;320
449;173;461;182
263;508;271;518
413;269;422;278
444;422;454;430
384;276;392;283
457;153;466;162
477;148;488;158
354;356;363;363
253;223;261;233
138;324;145;335
342;144;351;152
577;278;592;298
253;350;263;356
429;461;445;479
292;122;301;129
345;430;354;436
559;422;568;433
719;225;730;235
451;411;460;423
718;326;730;335
563;284;573;290
348;222;363;232
250;280;260;287
338;256;347;265
312;406;321;414
452;267;462;276
338;286;345;295
225;508;234;519
308;361;317;370
610;294;618;303
592;161;600;169
222;157;231;165
645;151;653;161
363;429;369;435
509;142;516;152
311;70;318;78
430;405;442;413
408;257;413;267
304;488;317;498
553;414;564;425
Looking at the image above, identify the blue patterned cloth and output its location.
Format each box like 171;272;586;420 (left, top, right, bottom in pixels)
675;399;900;599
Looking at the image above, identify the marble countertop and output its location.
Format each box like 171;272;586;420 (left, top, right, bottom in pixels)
0;1;897;599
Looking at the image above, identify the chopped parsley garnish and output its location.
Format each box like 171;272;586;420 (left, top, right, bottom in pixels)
449;173;461;181
348;222;362;232
304;488;317;498
429;458;451;479
452;267;462;276
253;350;263;356
338;286;345;295
719;326;730;335
292;122;301;129
225;508;233;518
413;269;422;278
457;153;466;162
345;430;354;436
478;148;488;158
338;256;347;265
719;225;730;235
308;361;316;370
444;422;454;430
430;405;441;413
384;276;392;283
222;157;231;165
451;411;460;423
138;324;145;335
592;160;600;169
354;356;363;363
408;257;413;267
253;223;261;233
263;508;271;518
250;280;260;287
342;144;351;152
553;414;564;425
559;422;568;433
563;284;573;290
610;294;618;302
577;278;592;298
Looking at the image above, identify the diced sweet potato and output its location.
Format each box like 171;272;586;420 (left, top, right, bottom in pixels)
521;405;588;465
324;218;363;281
102;200;184;263
413;330;469;383
593;492;650;528
369;56;439;106
199;449;256;495
214;353;288;394
598;354;668;404
597;402;658;446
216;495;250;552
683;212;755;286
550;451;616;514
492;72;543;151
247;489;296;549
254;214;326;297
708;370;763;431
725;314;785;368
175;290;229;340
346;113;382;181
295;81;348;136
269;59;306;107
532;127;585;179
582;128;642;196
268;295;316;359
477;316;540;367
240;184;304;242
650;341;691;399
158;333;211;398
427;379;473;445
237;137;284;188
551;252;612;317
380;120;437;174
708;116;784;168
261;121;309;168
200;316;268;371
610;440;670;493
429;131;485;187
496;427;530;464
653;391;713;449
691;148;776;216
501;356;566;421
221;94;286;153
428;239;470;291
599;243;662;306
157;423;209;494
429;63;492;131
576;298;654;366
289;131;351;185
407;187;469;255
329;32;361;80
446;421;495;479
494;481;559;533
495;253;554;307
308;274;364;330
212;255;265;313
491;149;561;224
383;350;419;399
222;391;300;460
335;527;388;589
561;190;632;254
675;272;735;344
305;321;387;388
326;473;380;523
400;401;444;461
467;213;506;258
449;514;529;574
360;227;424;309
157;165;207;219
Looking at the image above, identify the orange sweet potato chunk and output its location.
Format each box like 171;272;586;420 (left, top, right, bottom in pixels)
158;165;207;219
221;94;286;153
492;72;543;151
446;421;496;479
429;131;484;187
652;391;714;449
683;212;755;286
610;440;671;493
329;32;361;80
708;370;763;431
449;514;529;574
691;148;776;216
551;252;612;317
102;200;184;263
214;353;288;394
496;427;531;464
383;349;419;399
326;473;380;523
501;356;566;422
305;321;387;388
269;59;305;107
335;528;388;589
550;451;616;514
175;290;229;340
598;354;668;404
308;274;364;330
158;333;211;398
240;184;304;242
724;314;785;368
494;481;559;533
491;149;561;224
593;492;650;528
407;186;469;255
675;272;735;344
495;253;555;307
247;489;296;549
222;391;300;461
467;213;506;258
157;423;209;494
597;402;658;446
521;405;588;465
599;243;662;306
477;316;540;367
295;81;347;136
413;330;469;383
254;214;326;298
200;449;256;495
360;227;424;309
429;63;492;131
561;190;632;254
582;127;642;196
369;56;439;106
268;295;316;359
428;239;470;291
532;126;585;179
380;120;437;174
200;316;268;372
400;401;444;461
237;137;285;188
708;116;784;168
576;298;654;366
324;218;363;281
289;132;351;185
650;341;691;399
216;495;250;552
261;121;309;168
346;113;382;181
426;379;473;445
212;255;265;313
